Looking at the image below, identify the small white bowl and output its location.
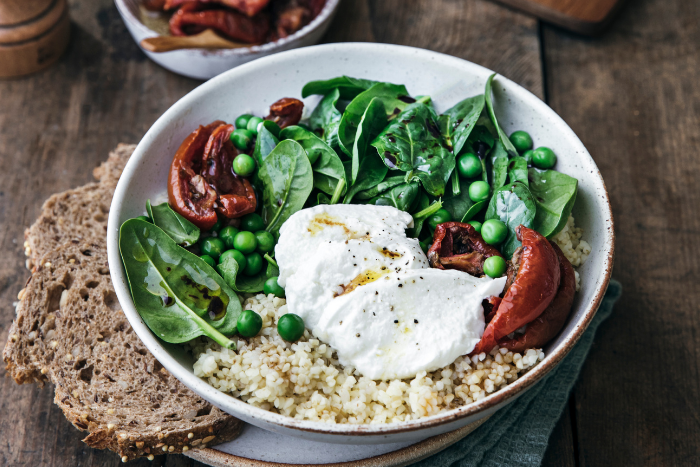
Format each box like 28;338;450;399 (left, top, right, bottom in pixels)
107;43;614;445
114;0;341;79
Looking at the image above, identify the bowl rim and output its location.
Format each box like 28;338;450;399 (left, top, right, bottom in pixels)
107;42;615;438
113;0;341;56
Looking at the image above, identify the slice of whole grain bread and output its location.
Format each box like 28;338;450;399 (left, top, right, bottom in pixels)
4;145;243;461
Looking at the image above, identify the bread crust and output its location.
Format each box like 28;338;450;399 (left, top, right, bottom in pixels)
4;145;243;461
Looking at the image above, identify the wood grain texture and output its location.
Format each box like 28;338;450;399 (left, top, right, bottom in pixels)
492;0;627;35
543;0;700;464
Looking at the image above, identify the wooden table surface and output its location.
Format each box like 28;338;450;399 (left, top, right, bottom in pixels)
1;0;699;465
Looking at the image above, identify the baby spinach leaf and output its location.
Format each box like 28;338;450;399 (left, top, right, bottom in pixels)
440;95;485;155
259;140;314;238
528;168;578;238
217;258;267;294
490;140;510;190
442;178;474;222
280;125;347;201
369;182;420;212
351;97;388;184
485;181;537;258
308;88;342;149
354;175;406;200
372;102;455;197
146;200;200;247
407;191;431;238
338;83;411;157
461;200;487;222
508;156;529;187
485;74;518;157
343;156;388;204
302;76;380;99
119;219;241;349
317;192;331;205
253;120;281;166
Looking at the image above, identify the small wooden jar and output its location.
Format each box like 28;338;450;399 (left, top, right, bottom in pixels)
0;0;71;79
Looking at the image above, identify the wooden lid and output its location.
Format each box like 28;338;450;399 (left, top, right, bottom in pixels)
0;0;54;27
0;0;67;44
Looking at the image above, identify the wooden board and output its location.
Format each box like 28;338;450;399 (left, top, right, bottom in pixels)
492;0;627;35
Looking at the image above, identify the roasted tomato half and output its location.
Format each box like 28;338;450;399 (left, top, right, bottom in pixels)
471;225;561;355
168;121;256;230
427;222;503;276
497;242;576;353
169;2;270;43
265;97;304;129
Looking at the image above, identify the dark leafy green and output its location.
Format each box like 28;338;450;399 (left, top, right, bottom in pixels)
259;140;314;238
146;200;200;247
369;182;420;212
253;120;281;166
528;168;578;237
119;219;241;349
485;181;537;258
354;176;406;200
308;88;342;149
338;83;411;157
351;97;388;184
508;156;529;186
406;192;430;238
302;76;380;99
280;125;347;202
343;156;388;204
442;179;474;222
485;74;518;157
439;95;485;155
372;102;455;196
461;200;487;222
489;140;510;190
217;257;267;294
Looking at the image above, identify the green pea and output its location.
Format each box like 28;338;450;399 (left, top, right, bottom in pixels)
200;254;216;268
237;309;262;338
247;116;264;135
233;231;257;254
509;131;533;153
219;249;246;270
419;240;430;253
481;219;508;245
135;215;152;223
244;252;263;276
468;220;482;233
255;230;275;253
427;208;453;230
230;129;254;151
240;213;265;232
210;216;224;233
468;181;490;203
233;154;256;177
532;147;557;169
522;149;535;166
263;276;285;298
483;256;507;278
219;226;240;249
235;114;253;130
277;313;305;342
199;237;225;259
457;153;482;179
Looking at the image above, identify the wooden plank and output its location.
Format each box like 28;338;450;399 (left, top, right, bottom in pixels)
542;403;577;467
0;0;551;465
491;0;627;35
542;0;700;464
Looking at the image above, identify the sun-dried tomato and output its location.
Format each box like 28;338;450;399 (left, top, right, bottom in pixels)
164;0;271;17
265;97;304;129
169;2;270;43
427;222;503;276
471;225;561;355
168;122;256;230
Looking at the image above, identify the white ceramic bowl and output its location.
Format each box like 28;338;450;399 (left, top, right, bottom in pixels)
114;0;340;79
107;43;614;445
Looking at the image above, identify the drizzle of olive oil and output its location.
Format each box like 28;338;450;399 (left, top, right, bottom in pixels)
334;269;389;298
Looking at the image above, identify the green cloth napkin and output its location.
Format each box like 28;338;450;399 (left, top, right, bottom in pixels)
412;279;621;467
